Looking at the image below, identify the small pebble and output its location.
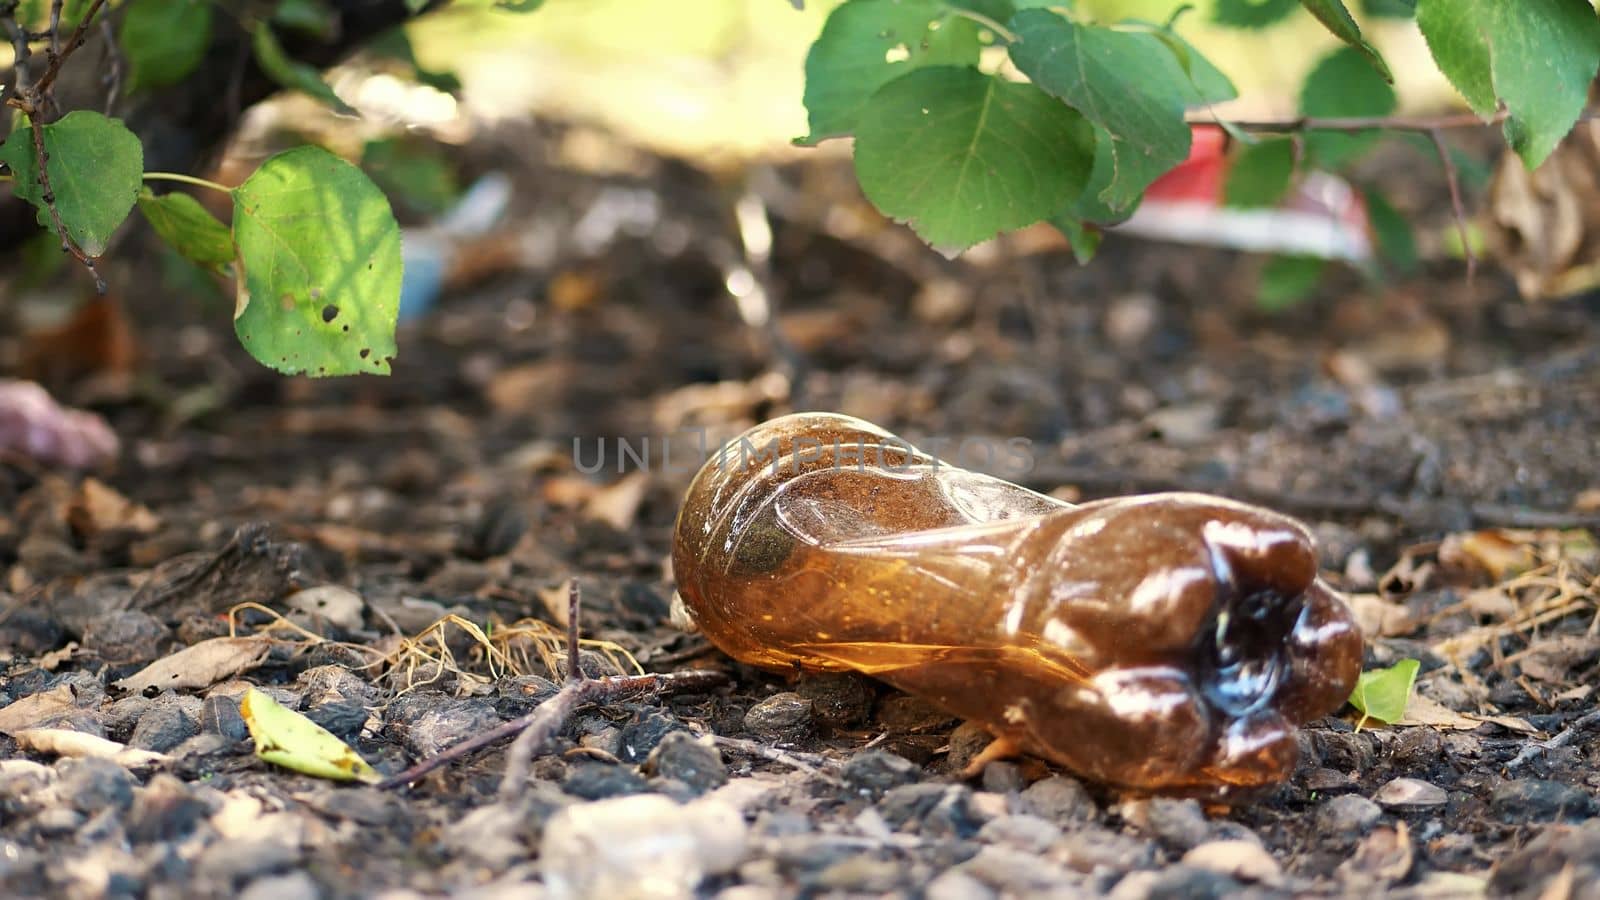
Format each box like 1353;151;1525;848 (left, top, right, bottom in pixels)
925;869;997;900
649;731;727;795
978;814;1061;853
618;709;681;763
562;760;650;800
795;673;875;728
129;702;198;753
1182;840;1283;886
81;610;169;665
1141;865;1246;900
1372;777;1448;810
540;794;747;897
126;774;211;844
1140;798;1211;851
1490;779;1596;823
841;750;921;798
979;761;1025;795
1020;775;1096;824
1318;794;1382;837
239;871;322;900
201;694;249;742
305;700;368;740
388;696;499;758
742;693;812;735
57;757;135;815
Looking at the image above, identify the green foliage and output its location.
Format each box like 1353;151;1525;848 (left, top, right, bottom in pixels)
1298;0;1392;80
1417;0;1600;169
231;147;403;376
1257;254;1324;310
252;23;357;115
362;138;462;217
1223;138;1294;208
119;0;212;90
799;0;992;144
137;190;235;271
1213;0;1297;27
854;67;1094;249
1362;186;1418;274
1348;658;1420;730
1299;46;1397;167
1009;11;1206;212
0;112;144;256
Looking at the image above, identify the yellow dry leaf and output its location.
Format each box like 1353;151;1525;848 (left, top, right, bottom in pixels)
239;687;380;784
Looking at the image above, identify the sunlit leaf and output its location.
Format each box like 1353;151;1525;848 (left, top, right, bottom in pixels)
241;687;381;783
0;111;143;256
1348;658;1421;729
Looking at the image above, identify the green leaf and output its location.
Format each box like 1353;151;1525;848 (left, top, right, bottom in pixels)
1149;29;1238;107
1223;137;1295;208
0;111;144;256
1416;0;1600;170
496;0;543;10
1300;45;1397;167
1214;0;1298;27
272;0;339;39
1347;658;1420;728
853;66;1094;250
1258;254;1324;310
251;23;356;115
119;0;212;90
1008;10;1194;211
138;190;236;271
1067;126;1141;226
799;0;991;144
1299;0;1392;81
362;138;461;217
240;687;381;783
231;146;402;376
1362;186;1417;274
1361;0;1414;17
1047;213;1101;263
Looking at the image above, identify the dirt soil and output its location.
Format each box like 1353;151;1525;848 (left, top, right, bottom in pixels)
2;122;1599;900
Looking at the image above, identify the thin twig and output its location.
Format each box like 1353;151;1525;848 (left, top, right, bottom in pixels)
1429;128;1476;281
565;577;581;680
1505;709;1600;770
1212;109;1513;134
32;0;108;97
98;16;120;115
376;669;726;791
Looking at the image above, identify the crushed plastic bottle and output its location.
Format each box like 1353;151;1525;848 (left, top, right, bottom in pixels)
672;413;1362;797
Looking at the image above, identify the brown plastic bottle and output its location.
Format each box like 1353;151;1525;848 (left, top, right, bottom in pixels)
672;413;1363;797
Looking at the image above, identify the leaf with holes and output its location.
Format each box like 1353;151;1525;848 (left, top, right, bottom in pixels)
0;111;143;257
1348;658;1420;729
252;23;356;115
137;190;235;271
799;0;1001;144
1417;0;1600;170
241;687;381;783
1299;0;1391;80
231;146;402;376
853;66;1095;250
1008;10;1196;212
119;0;212;90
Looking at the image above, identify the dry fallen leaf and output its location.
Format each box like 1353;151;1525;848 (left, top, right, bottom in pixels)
113;637;273;694
11;728;168;768
1347;593;1419;639
69;478;161;537
1487;119;1600;301
287;585;366;632
584;471;652;531
0;684;78;733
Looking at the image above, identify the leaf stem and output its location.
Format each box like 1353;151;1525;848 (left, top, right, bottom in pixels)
143;171;233;194
950;8;1016;44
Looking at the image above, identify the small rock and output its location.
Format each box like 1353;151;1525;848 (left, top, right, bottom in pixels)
795;673;875;728
201;694;249;742
978;814;1061;853
1488;822;1600;897
880;783;981;838
962;846;1081;895
1318;794;1382;837
925;869;997;900
1491;779;1596;823
1389;727;1442;767
33;804;84;835
81;610;169;665
239;871;321;900
742;693;812;735
1140;798;1211;851
196;838;300;887
841;750;921;798
979;760;1025;795
618;708;681;763
1057;826;1158;875
540;794;747;898
297;665;381;708
1182;840;1283;886
304;700;368;741
444;802;535;872
129;701;199;752
57;756;136;815
126;774;211;844
648;732;727;795
286;585;365;632
562;760;649;800
809;854;903;892
1372;777;1448;810
1020;775;1096;824
1303;767;1357;792
388;696;499;758
1140;865;1246;900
